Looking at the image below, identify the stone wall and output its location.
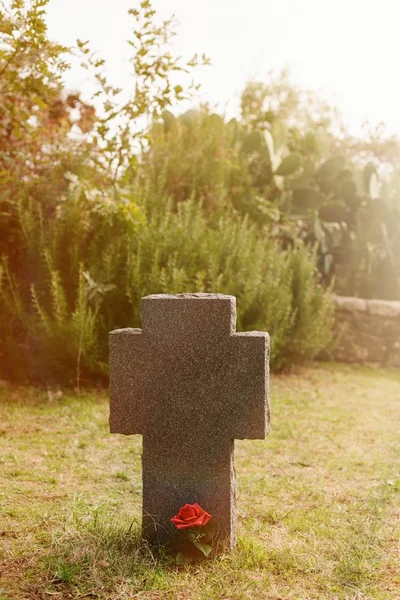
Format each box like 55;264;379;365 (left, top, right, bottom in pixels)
333;296;400;367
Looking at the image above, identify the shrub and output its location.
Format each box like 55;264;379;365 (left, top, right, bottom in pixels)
0;180;334;384
145;109;280;226
127;191;334;371
0;0;334;385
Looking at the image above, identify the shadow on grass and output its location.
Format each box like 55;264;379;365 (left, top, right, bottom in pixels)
39;507;176;599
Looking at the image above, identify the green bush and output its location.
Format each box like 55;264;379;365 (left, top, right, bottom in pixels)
0;0;335;385
0;179;334;384
145;109;279;226
127;190;334;371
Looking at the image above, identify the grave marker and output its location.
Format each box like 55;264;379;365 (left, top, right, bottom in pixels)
109;293;270;548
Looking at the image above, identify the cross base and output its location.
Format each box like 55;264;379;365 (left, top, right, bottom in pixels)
142;434;236;548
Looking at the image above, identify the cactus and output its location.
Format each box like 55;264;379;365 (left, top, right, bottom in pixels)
275;153;302;177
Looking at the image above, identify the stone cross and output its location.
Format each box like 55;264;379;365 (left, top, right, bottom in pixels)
109;293;270;548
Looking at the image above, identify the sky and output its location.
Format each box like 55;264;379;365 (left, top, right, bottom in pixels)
46;0;400;136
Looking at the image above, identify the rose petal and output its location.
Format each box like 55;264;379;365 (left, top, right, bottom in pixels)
171;503;212;530
201;512;211;526
181;505;196;518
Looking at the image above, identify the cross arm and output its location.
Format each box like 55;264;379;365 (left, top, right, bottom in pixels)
229;332;270;440
109;328;147;435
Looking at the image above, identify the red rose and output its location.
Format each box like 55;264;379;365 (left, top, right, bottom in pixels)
171;503;212;530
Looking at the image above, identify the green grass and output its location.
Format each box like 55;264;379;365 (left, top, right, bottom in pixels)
0;363;399;599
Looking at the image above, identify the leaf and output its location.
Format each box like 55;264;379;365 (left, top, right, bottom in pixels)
206;113;224;127
287;158;315;189
263;129;275;163
317;155;346;179
192;541;212;557
341;179;357;200
302;132;319;155
273;175;285;191
179;109;200;126
275;154;302;177
241;130;265;154
363;163;380;199
319;202;348;223
368;173;380;200
270;119;287;150
293;187;325;211
161;110;175;133
0;21;14;36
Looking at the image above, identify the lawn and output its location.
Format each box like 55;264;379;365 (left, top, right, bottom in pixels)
0;363;399;600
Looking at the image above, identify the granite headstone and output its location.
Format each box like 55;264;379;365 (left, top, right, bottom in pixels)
109;293;270;548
